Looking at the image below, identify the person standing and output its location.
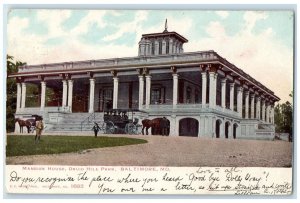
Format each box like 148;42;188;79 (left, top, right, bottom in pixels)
35;119;44;143
92;122;100;137
161;117;168;136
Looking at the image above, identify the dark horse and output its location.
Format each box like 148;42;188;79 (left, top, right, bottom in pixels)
15;118;35;133
142;118;170;135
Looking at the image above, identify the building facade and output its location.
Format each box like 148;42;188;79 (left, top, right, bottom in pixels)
10;23;280;139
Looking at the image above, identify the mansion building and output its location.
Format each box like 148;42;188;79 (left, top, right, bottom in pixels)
10;22;279;139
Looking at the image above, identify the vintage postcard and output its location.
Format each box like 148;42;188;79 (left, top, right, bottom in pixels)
5;8;294;195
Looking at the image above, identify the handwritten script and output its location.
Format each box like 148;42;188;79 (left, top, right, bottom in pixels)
6;166;292;195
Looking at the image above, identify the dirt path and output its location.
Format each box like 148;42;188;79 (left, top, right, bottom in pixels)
6;135;292;167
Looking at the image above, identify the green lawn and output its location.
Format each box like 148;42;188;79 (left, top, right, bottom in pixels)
6;135;147;157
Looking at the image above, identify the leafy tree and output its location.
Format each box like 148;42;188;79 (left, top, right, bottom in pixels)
274;92;293;141
6;55;26;132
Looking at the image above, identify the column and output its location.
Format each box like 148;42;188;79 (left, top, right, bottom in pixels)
262;99;266;122
200;116;205;137
209;72;216;108
113;77;119;109
229;83;235;111
21;82;26;109
89;78;95;113
220;121;225;138
67;80;73;112
256;97;261;120
201;72;207;106
62;80;68;107
245;91;249;119
40;81;46;110
266;103;270;123
172;73;178;107
237;86;243;117
16;83;21;112
230;121;233;138
250;94;255;119
271;106;274;123
221;78;227;109
138;75;144;110
145;75;151;109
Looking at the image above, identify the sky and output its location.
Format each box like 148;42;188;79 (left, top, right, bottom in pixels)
6;9;294;103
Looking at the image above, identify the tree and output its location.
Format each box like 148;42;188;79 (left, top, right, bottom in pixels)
274;92;293;141
6;55;26;132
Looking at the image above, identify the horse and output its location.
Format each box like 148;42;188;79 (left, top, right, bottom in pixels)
142;118;160;135
142;118;170;135
15;118;35;133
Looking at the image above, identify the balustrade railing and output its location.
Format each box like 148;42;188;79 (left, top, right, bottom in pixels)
80;112;96;131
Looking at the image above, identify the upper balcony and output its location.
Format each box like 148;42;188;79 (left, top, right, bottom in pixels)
143;103;240;118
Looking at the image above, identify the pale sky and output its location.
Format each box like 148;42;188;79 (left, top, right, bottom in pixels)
7;9;294;103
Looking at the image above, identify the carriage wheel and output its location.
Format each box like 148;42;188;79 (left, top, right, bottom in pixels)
134;124;143;135
125;123;134;134
105;121;115;134
98;122;106;133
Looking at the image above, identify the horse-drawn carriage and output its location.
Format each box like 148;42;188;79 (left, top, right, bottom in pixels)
101;109;143;135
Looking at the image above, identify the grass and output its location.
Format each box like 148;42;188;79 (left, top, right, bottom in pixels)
6;135;148;157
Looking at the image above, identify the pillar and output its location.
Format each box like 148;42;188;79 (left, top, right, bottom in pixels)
262;99;266;122
172;73;178;107
169;115;178;136
221;78;227;109
21;82;26;109
220;121;225;138
16;83;21;112
237;86;243;117
67;80;73;112
199;116;205;137
230;121;234;139
209;72;217;108
40;81;46;110
89;78;95;113
266;103;270;123
138;75;144;110
229;83;235;111
250;94;255;119
256;97;261;120
62;80;68;107
201;72;207;106
113;77;119;109
145;75;151;109
245;91;249;119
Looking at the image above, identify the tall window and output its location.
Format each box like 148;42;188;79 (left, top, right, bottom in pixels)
151;41;155;55
166;41;169;54
151;88;161;104
159;41;162;55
